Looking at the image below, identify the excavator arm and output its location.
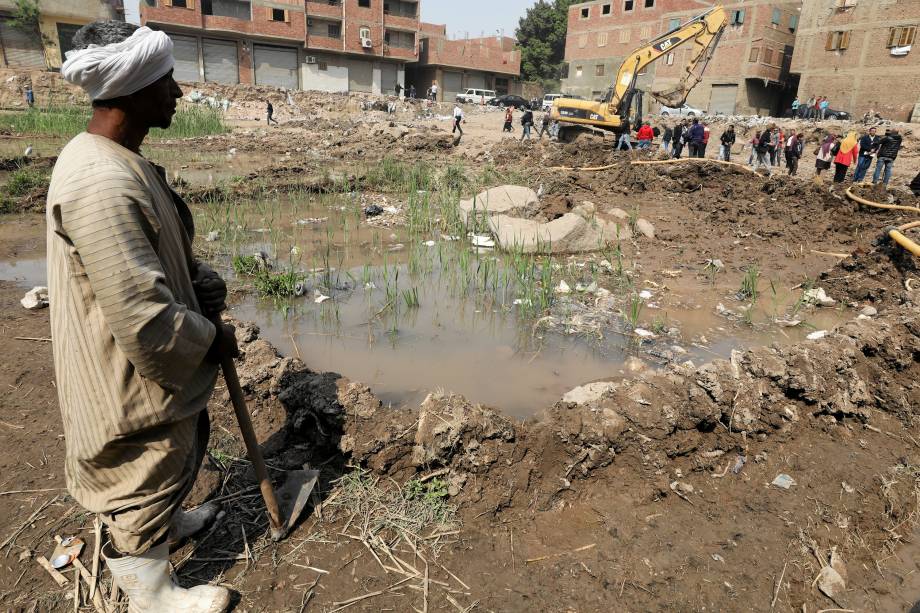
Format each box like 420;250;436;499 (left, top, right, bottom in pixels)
551;5;727;136
606;6;728;116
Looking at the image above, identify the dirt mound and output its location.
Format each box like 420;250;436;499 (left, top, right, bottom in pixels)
821;240;919;308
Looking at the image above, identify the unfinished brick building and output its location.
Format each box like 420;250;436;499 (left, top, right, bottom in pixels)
562;0;802;116
140;0;420;93
791;0;920;122
407;23;522;101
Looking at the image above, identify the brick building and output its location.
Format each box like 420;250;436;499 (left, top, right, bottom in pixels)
0;0;123;70
407;23;522;101
790;0;920;122
561;0;802;116
140;0;420;93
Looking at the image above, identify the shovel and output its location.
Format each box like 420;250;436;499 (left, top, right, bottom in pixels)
213;318;319;541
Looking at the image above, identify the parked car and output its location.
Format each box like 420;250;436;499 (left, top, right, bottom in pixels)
659;103;706;117
488;95;531;109
783;106;850;120
542;93;563;112
456;88;496;104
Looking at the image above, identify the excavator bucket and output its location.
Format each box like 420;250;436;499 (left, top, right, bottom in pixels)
651;86;690;109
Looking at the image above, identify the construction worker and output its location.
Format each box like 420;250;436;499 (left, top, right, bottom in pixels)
50;20;236;612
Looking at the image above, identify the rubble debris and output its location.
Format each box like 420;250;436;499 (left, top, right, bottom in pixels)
20;286;48;310
803;287;837;307
771;474;796;489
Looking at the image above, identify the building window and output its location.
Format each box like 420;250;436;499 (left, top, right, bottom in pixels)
581;7;589;18
619;29;630;43
579;34;587;48
271;8;287;21
328;23;341;38
358;0;370;7
749;47;759;62
595;64;605;76
602;4;611;15
825;30;851;50
624;0;634;11
640;25;651;39
318;61;328;71
771;8;781;25
763;48;774;64
644;0;654;7
668;18;680;30
666;51;674;65
169;0;188;7
575;65;583;78
789;15;798;32
731;9;745;25
887;26;916;48
598;32;608;46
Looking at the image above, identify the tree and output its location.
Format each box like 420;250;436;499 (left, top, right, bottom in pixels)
9;0;41;36
515;0;581;88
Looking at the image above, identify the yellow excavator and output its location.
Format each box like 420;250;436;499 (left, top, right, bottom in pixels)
551;5;728;141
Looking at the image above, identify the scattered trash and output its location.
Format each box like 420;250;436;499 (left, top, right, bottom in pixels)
205;230;220;242
634;328;657;339
387;243;405;252
803;287;837;307
841;482;855;494
555;280;571;294
774;318;802;327
364;282;376;290
771;474;796;489
639;290;653;300
364;204;384;217
731;455;746;474
806;330;828;340
20;286;48;310
469;234;495;249
50;536;84;569
422;240;436;247
816;549;847;605
295;217;328;225
314;292;330;304
705;258;725;271
711;553;725;563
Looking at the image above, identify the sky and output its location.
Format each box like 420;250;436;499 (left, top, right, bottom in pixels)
420;0;538;40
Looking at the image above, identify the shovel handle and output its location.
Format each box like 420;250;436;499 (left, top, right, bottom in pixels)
213;322;286;540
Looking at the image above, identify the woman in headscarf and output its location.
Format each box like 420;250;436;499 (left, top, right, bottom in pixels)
814;134;835;176
833;131;859;183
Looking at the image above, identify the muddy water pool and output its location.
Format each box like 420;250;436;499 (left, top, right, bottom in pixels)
0;171;848;417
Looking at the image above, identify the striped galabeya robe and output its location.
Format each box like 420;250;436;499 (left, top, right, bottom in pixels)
46;132;218;555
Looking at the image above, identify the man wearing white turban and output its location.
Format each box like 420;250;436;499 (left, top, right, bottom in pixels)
47;20;235;613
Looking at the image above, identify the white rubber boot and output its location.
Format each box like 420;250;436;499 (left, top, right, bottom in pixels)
169;502;222;545
104;542;230;613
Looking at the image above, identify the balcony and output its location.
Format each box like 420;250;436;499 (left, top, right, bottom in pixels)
383;13;417;31
306;0;343;19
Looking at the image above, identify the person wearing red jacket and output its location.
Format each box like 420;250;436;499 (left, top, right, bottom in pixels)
636;122;654;149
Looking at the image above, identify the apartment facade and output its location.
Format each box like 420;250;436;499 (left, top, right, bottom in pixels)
562;0;802;116
791;0;920;122
408;23;522;101
0;0;123;70
140;0;419;93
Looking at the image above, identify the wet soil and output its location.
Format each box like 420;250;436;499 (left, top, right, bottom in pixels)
1;76;919;612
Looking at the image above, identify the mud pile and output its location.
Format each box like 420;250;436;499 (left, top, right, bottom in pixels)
215;238;918;517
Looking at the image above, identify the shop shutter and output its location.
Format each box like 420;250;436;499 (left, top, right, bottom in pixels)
708;84;738;115
0;19;46;69
203;39;239;84
253;44;298;90
170;34;201;82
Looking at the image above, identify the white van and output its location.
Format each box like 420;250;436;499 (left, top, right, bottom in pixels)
542;93;563;112
456;88;496;104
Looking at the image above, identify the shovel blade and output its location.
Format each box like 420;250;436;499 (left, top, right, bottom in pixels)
271;466;320;541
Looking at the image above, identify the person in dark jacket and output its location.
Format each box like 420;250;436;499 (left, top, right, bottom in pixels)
671;121;685;158
784;132;804;176
719;125;736;161
661;125;673;155
753;125;773;174
520;108;535;141
266;100;278;125
686;118;705;158
873;129;902;187
852;127;879;183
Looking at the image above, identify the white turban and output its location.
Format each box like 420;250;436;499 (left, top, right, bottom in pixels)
61;26;174;101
